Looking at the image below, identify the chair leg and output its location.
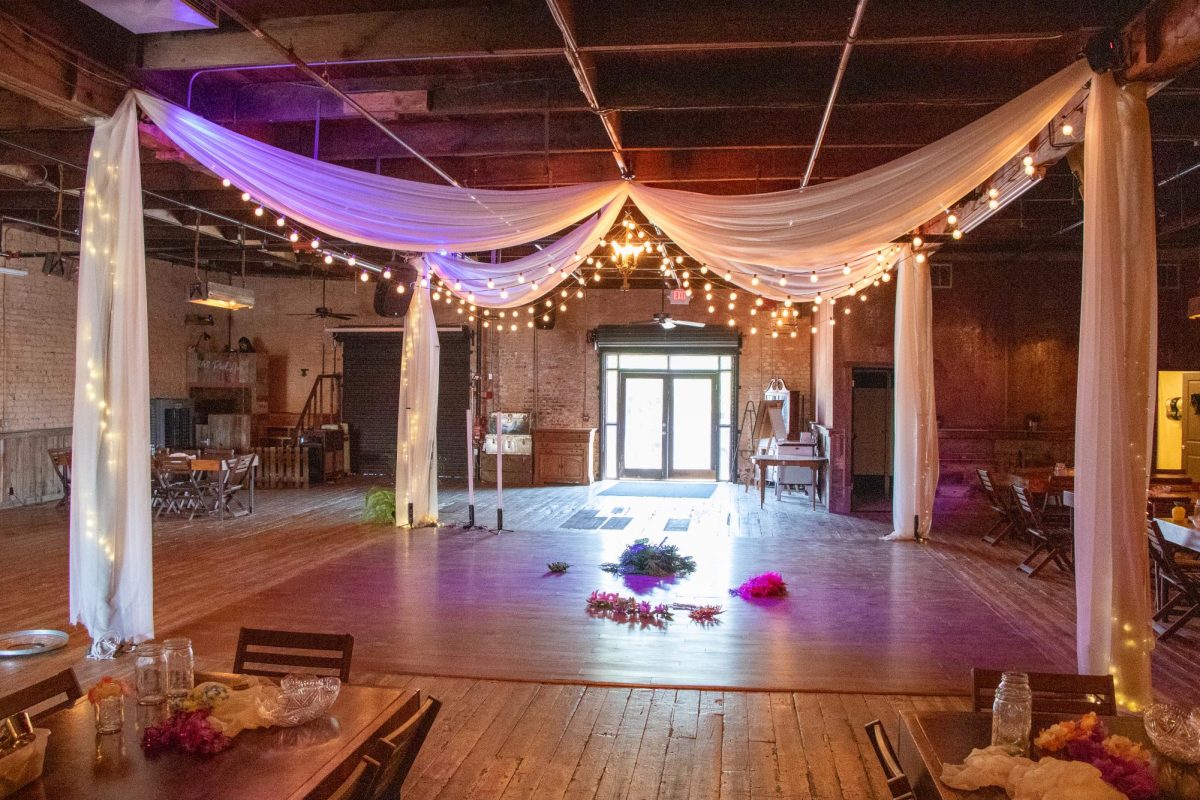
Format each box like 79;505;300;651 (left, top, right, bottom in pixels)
1155;600;1200;640
982;515;1012;545
1019;543;1054;577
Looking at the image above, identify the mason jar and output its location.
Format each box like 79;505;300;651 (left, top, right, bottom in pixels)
991;672;1033;756
134;642;165;705
162;638;194;708
94;694;125;735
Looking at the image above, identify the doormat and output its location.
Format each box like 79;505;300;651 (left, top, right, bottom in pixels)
562;509;605;530
601;517;633;530
599;482;717;499
664;518;690;532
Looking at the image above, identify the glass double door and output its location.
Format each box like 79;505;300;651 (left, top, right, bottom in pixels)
619;372;717;480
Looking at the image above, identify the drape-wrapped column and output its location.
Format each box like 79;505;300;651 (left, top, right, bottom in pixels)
1075;72;1156;711
887;247;939;541
396;271;441;527
69;93;154;656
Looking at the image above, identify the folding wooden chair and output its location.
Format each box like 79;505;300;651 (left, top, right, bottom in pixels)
863;719;915;800
1147;520;1200;640
233;627;354;683
0;668;83;721
47;447;71;509
976;469;1017;545
1012;485;1073;577
153;454;199;517
971;668;1115;716
366;697;442;800
326;754;382;800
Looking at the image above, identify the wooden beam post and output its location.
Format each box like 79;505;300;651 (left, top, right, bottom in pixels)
1119;0;1200;82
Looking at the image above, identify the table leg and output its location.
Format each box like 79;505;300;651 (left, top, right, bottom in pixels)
758;462;767;508
249;462;256;513
218;469;226;521
812;465;819;510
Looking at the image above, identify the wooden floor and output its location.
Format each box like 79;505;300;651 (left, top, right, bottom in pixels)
3;479;1199;798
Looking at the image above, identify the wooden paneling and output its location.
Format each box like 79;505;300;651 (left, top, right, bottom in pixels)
0;427;69;507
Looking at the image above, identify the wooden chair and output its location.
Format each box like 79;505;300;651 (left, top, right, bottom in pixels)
366;697;442;800
47;447;71;509
233;627;354;683
326;754;382;800
153;454;198;517
1147;520;1200;640
976;469;1017;545
0;668;82;721
863;719;915;800
971;669;1116;716
1012;485;1074;577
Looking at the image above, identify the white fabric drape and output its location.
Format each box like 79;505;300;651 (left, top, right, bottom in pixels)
395;278;440;527
426;199;624;309
70;93;154;654
887;247;939;541
134;91;625;254
1074;72;1156;711
126;60;1091;308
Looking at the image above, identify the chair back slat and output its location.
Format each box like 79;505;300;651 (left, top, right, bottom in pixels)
368;698;442;800
326;754;382;800
233;627;354;683
971;668;1115;716
863;719;915;799
0;668;82;721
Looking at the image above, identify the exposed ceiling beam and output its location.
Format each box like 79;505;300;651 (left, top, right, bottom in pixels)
0;11;126;120
1119;0;1200;82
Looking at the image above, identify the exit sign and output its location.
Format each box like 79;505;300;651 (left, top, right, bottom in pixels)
668;288;690;305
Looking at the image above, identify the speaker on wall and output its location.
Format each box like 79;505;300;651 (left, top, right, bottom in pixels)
373;261;420;317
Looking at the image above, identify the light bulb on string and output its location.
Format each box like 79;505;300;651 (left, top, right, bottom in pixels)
254;206;264;217
359;271;369;282
517;273;525;283
221;178;232;188
348;256;357;267
730;292;738;301
397;284;406;294
1061;119;1074;136
487;278;495;289
275;216;286;227
311;237;320;249
912;235;923;248
289;231;299;243
240;192;251;202
323;253;333;265
841;264;850;276
755;297;763;307
727;319;736;327
708;305;716;313
952;229;963;240
915;253;926;264
751;275;759;286
947;213;957;226
382;268;391;280
882;273;891;283
988;198;1000;210
778;276;787;287
810;326;818;334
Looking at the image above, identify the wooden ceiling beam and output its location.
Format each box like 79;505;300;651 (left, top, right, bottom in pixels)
0;11;126;121
138;8;565;71
1119;0;1200;82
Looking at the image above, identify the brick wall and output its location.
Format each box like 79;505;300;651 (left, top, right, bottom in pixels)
478;287;813;431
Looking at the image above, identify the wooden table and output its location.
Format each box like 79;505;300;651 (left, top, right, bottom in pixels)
11;685;419;800
895;710;1150;800
1155;517;1200;553
749;454;827;509
190;455;259;519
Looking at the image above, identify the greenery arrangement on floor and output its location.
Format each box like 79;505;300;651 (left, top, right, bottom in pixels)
362;487;397;524
546;561;571;573
600;538;697;577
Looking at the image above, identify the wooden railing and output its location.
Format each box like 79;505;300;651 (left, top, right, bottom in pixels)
293;373;342;445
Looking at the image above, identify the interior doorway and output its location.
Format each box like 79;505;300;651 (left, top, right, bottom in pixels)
598;347;737;482
851;367;894;511
1183;372;1200;481
619;372;718;480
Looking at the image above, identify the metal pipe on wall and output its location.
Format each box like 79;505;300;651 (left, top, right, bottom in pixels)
800;0;870;189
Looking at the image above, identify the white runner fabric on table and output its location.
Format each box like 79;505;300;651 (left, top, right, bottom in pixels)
395;279;441;527
70;93;154;655
1073;72;1157;711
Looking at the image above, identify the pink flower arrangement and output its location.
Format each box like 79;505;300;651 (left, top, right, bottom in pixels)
1034;713;1156;800
586;591;673;624
731;572;788;600
142;708;232;756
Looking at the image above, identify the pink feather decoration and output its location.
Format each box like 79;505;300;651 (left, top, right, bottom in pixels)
732;572;788;599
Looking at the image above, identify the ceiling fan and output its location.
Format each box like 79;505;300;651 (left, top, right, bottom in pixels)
288;279;357;321
641;312;705;330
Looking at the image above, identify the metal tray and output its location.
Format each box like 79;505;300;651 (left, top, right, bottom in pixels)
0;629;69;658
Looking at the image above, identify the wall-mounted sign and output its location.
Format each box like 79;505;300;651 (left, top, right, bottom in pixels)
668;288;690;305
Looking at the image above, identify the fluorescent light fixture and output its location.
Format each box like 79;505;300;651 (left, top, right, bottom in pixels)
0;266;28;277
189;281;254;310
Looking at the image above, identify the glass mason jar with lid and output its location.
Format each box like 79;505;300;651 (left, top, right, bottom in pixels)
991;672;1033;756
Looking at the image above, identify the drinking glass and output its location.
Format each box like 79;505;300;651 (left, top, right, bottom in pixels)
94;695;124;735
163;638;194;709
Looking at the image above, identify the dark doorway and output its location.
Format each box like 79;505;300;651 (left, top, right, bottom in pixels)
338;328;471;477
851;367;894;512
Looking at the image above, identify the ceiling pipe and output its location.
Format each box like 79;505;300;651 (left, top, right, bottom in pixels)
543;0;631;178
208;0;460;188
800;0;869;188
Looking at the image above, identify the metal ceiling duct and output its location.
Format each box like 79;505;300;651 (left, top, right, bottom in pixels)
77;0;217;34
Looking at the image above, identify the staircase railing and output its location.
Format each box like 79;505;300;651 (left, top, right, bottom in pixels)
294;372;343;445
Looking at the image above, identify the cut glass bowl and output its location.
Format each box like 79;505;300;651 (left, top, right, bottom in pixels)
1144;703;1200;765
256;674;341;728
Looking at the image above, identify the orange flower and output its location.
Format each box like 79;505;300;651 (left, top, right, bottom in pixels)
87;676;132;704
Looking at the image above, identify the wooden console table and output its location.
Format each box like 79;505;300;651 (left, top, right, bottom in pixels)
750;454;828;510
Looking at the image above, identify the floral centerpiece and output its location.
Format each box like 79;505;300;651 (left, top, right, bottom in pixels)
601;538;696;577
1034;713;1157;800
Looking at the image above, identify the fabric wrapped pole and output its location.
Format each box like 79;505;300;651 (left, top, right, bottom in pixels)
1074;72;1156;711
70;93;155;655
134;91;626;254
395;275;441;527
886;246;939;541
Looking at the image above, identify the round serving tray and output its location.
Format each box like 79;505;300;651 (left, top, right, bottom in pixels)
0;629;69;658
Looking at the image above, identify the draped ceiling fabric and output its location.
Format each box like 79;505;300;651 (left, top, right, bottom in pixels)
395;279;441;528
1074;73;1157;712
886;247;939;542
131;59;1091;306
71;94;154;656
